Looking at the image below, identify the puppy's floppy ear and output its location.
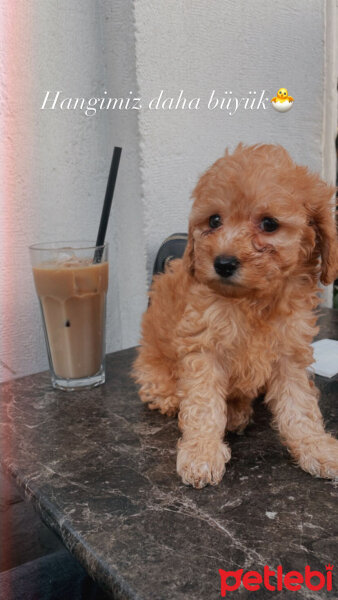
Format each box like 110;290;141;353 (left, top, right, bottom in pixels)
182;222;195;275
302;171;337;285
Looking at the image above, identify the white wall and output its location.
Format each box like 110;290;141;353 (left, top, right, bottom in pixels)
0;0;336;382
134;0;336;279
0;0;147;382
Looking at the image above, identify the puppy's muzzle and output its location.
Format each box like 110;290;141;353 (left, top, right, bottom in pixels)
214;255;240;278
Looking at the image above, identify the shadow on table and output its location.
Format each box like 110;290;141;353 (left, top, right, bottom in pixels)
0;549;110;600
0;468;110;600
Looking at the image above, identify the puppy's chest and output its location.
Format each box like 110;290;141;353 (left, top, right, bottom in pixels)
177;301;281;391
211;309;281;394
226;326;278;394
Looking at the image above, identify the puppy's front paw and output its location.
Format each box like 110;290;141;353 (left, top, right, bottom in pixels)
295;434;338;480
176;438;231;488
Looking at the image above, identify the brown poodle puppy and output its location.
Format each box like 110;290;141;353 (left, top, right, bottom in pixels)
132;144;338;488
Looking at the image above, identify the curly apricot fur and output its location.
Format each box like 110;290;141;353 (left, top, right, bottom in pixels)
132;144;338;488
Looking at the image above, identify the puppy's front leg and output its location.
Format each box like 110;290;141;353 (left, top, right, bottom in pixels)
266;359;338;479
176;352;230;488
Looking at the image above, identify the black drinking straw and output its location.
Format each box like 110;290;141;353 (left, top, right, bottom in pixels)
94;146;122;263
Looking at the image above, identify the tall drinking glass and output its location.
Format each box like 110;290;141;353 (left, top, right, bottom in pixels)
29;241;108;391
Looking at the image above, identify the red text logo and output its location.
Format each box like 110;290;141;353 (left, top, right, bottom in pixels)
219;564;333;596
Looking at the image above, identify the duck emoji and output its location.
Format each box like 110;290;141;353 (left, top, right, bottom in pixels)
271;87;294;112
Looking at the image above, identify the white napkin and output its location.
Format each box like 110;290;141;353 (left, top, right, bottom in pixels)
310;339;338;378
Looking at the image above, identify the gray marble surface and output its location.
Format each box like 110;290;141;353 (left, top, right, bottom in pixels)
0;309;337;600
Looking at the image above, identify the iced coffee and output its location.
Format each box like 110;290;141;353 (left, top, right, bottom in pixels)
30;242;108;390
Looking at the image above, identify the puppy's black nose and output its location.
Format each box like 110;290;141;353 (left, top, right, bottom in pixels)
214;255;239;278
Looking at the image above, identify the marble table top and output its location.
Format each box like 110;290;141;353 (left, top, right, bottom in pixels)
0;308;337;600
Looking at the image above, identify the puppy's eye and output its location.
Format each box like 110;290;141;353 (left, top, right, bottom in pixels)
209;214;222;229
260;217;279;232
